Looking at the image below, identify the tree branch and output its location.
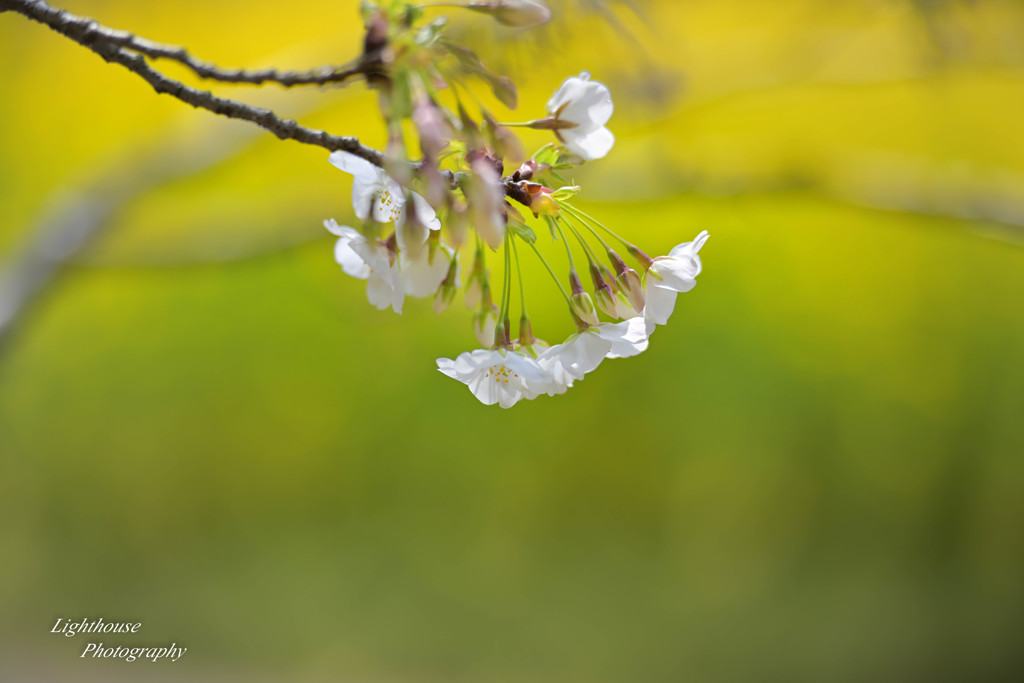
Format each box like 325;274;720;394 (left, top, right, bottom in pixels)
3;0;375;87
2;0;386;165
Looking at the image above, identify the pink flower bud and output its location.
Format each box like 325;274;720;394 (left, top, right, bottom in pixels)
467;1;552;29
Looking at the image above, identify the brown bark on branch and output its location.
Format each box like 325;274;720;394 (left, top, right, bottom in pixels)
2;0;385;165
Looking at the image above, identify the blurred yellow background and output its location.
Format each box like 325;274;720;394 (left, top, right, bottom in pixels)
2;0;1023;680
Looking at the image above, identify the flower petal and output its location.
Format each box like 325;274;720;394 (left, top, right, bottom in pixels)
410;192;442;231
401;247;450;297
546;72;592;116
563;125;615;161
328;150;379;180
367;175;407;224
436;357;459;379
365;274;395;311
334;238;371;279
650;257;698;293
559;78;614;132
596;318;649;359
323;218;358;238
668;230;710;261
541;332;611;383
643;282;678;331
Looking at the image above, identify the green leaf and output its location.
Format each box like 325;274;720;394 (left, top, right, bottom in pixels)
543;215;560;240
550;186;581;201
415;17;447;46
532;143;560;166
508;220;537;245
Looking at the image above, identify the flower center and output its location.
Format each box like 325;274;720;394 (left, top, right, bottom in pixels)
374;188;402;222
484;364;518;384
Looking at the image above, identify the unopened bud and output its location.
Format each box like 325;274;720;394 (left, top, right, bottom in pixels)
464;159;506;249
397;203;429;257
523;182;560;218
465;248;486;308
627;244;655;270
492;317;513;350
570;291;600;326
516;159;539;181
588;264;617;318
433;257;460;314
467;1;552;29
532;193;560;217
569;307;589;333
517;315;535;347
473;305;498;347
528;117;579;131
594;286;617;318
434;285;457;315
465;276;482;309
614;267;645;314
446;202;470;250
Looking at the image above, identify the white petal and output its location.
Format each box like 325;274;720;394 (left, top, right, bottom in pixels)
454;349;498;378
563;126;615;161
334;238;371;279
505;352;555;384
328;150;379;180
410;192;441;231
668;230;710;261
333;148;406;224
324;218;358;238
388;266;405;313
496;388;525;409
401;248;450;297
547;72;591;116
368;175;407;224
474;312;497;347
350;239;388;272
396;218;430;254
643;282;678;330
650;257;698;293
559;79;614;131
466;372;502;406
541;332;611;382
597;318;649;359
436;357;459;379
365;275;395;311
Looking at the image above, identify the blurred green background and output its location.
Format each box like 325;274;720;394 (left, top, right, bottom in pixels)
2;0;1023;681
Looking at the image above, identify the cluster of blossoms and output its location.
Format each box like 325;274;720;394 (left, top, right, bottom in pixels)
325;1;708;407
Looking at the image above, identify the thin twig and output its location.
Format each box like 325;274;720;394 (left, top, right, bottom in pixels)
2;0;385;165
102;37;371;89
3;0;373;87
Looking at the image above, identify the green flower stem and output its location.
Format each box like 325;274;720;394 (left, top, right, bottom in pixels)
553;221;576;272
564;209;612;252
562;203;632;250
498;230;512;322
528;242;571;305
511;234;528;316
561;216;600;266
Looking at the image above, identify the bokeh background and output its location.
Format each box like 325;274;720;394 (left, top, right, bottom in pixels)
2;0;1024;681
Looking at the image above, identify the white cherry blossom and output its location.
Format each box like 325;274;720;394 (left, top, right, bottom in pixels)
437;348;554;408
600;317;650;359
324;219;405;313
643;230;709;332
533;319;649;396
401;243;453;298
546;72;615;161
328;151;440;230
